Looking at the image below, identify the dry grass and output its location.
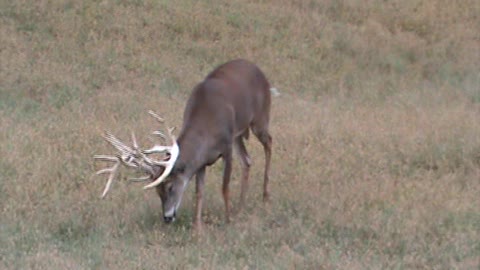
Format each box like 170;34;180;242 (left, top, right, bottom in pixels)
1;0;479;269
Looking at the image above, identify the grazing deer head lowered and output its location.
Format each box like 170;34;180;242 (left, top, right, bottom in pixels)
94;59;276;232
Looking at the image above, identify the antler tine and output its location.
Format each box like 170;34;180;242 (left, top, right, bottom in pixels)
167;126;176;140
148;110;164;123
142;144;171;154
152;130;167;140
94;155;121;198
103;132;133;156
100;161;120;198
148;111;176;137
128;176;151;182
131;131;139;149
149;110;169;142
94;155;118;162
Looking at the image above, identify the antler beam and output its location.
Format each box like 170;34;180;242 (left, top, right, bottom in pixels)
142;111;179;189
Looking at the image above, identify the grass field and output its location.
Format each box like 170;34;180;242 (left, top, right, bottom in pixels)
1;0;480;269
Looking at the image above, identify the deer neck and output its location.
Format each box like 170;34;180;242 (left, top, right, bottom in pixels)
176;131;212;179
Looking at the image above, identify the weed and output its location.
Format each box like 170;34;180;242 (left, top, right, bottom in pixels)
48;85;80;109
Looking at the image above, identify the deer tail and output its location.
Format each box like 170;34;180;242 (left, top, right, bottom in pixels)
269;87;280;97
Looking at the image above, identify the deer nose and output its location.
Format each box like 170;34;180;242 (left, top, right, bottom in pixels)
163;212;176;223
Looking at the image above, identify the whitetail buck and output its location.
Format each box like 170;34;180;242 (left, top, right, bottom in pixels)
95;59;277;231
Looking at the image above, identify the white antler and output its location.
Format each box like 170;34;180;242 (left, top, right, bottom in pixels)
128;175;151;182
103;132;134;157
93;111;180;196
94;133;140;198
94;154;121;198
142;111;180;189
148;110;167;140
142;142;179;189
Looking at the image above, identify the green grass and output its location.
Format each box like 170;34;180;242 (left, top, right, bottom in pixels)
1;0;479;269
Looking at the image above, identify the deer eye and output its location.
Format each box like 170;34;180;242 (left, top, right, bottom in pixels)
174;163;186;174
168;185;173;193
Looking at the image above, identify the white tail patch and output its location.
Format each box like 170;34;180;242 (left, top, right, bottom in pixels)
270;87;280;97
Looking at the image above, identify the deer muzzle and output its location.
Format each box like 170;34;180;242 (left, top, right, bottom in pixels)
163;209;176;223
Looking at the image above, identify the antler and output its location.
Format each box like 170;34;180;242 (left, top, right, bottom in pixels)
93;111;180;196
148;110;167;140
142;110;180;189
103;132;134;158
94;154;121;198
93;131;144;198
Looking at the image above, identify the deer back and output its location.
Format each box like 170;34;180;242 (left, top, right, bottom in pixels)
176;59;271;171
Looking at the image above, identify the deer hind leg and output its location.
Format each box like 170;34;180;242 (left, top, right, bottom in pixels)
252;126;272;202
234;135;251;211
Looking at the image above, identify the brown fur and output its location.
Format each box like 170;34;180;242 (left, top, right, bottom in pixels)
156;59;273;230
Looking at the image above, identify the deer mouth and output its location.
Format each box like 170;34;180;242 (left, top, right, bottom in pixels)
163;211;176;223
163;213;176;224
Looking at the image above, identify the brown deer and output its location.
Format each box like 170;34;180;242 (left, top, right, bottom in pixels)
94;59;277;231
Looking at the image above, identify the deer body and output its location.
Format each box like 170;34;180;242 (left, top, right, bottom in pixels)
95;59;273;232
157;59;273;228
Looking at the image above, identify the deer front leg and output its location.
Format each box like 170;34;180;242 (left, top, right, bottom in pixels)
193;167;206;233
222;148;233;223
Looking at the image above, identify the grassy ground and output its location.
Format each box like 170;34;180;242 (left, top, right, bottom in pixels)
1;0;479;269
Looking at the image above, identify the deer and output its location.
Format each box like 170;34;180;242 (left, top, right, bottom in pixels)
94;59;277;232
